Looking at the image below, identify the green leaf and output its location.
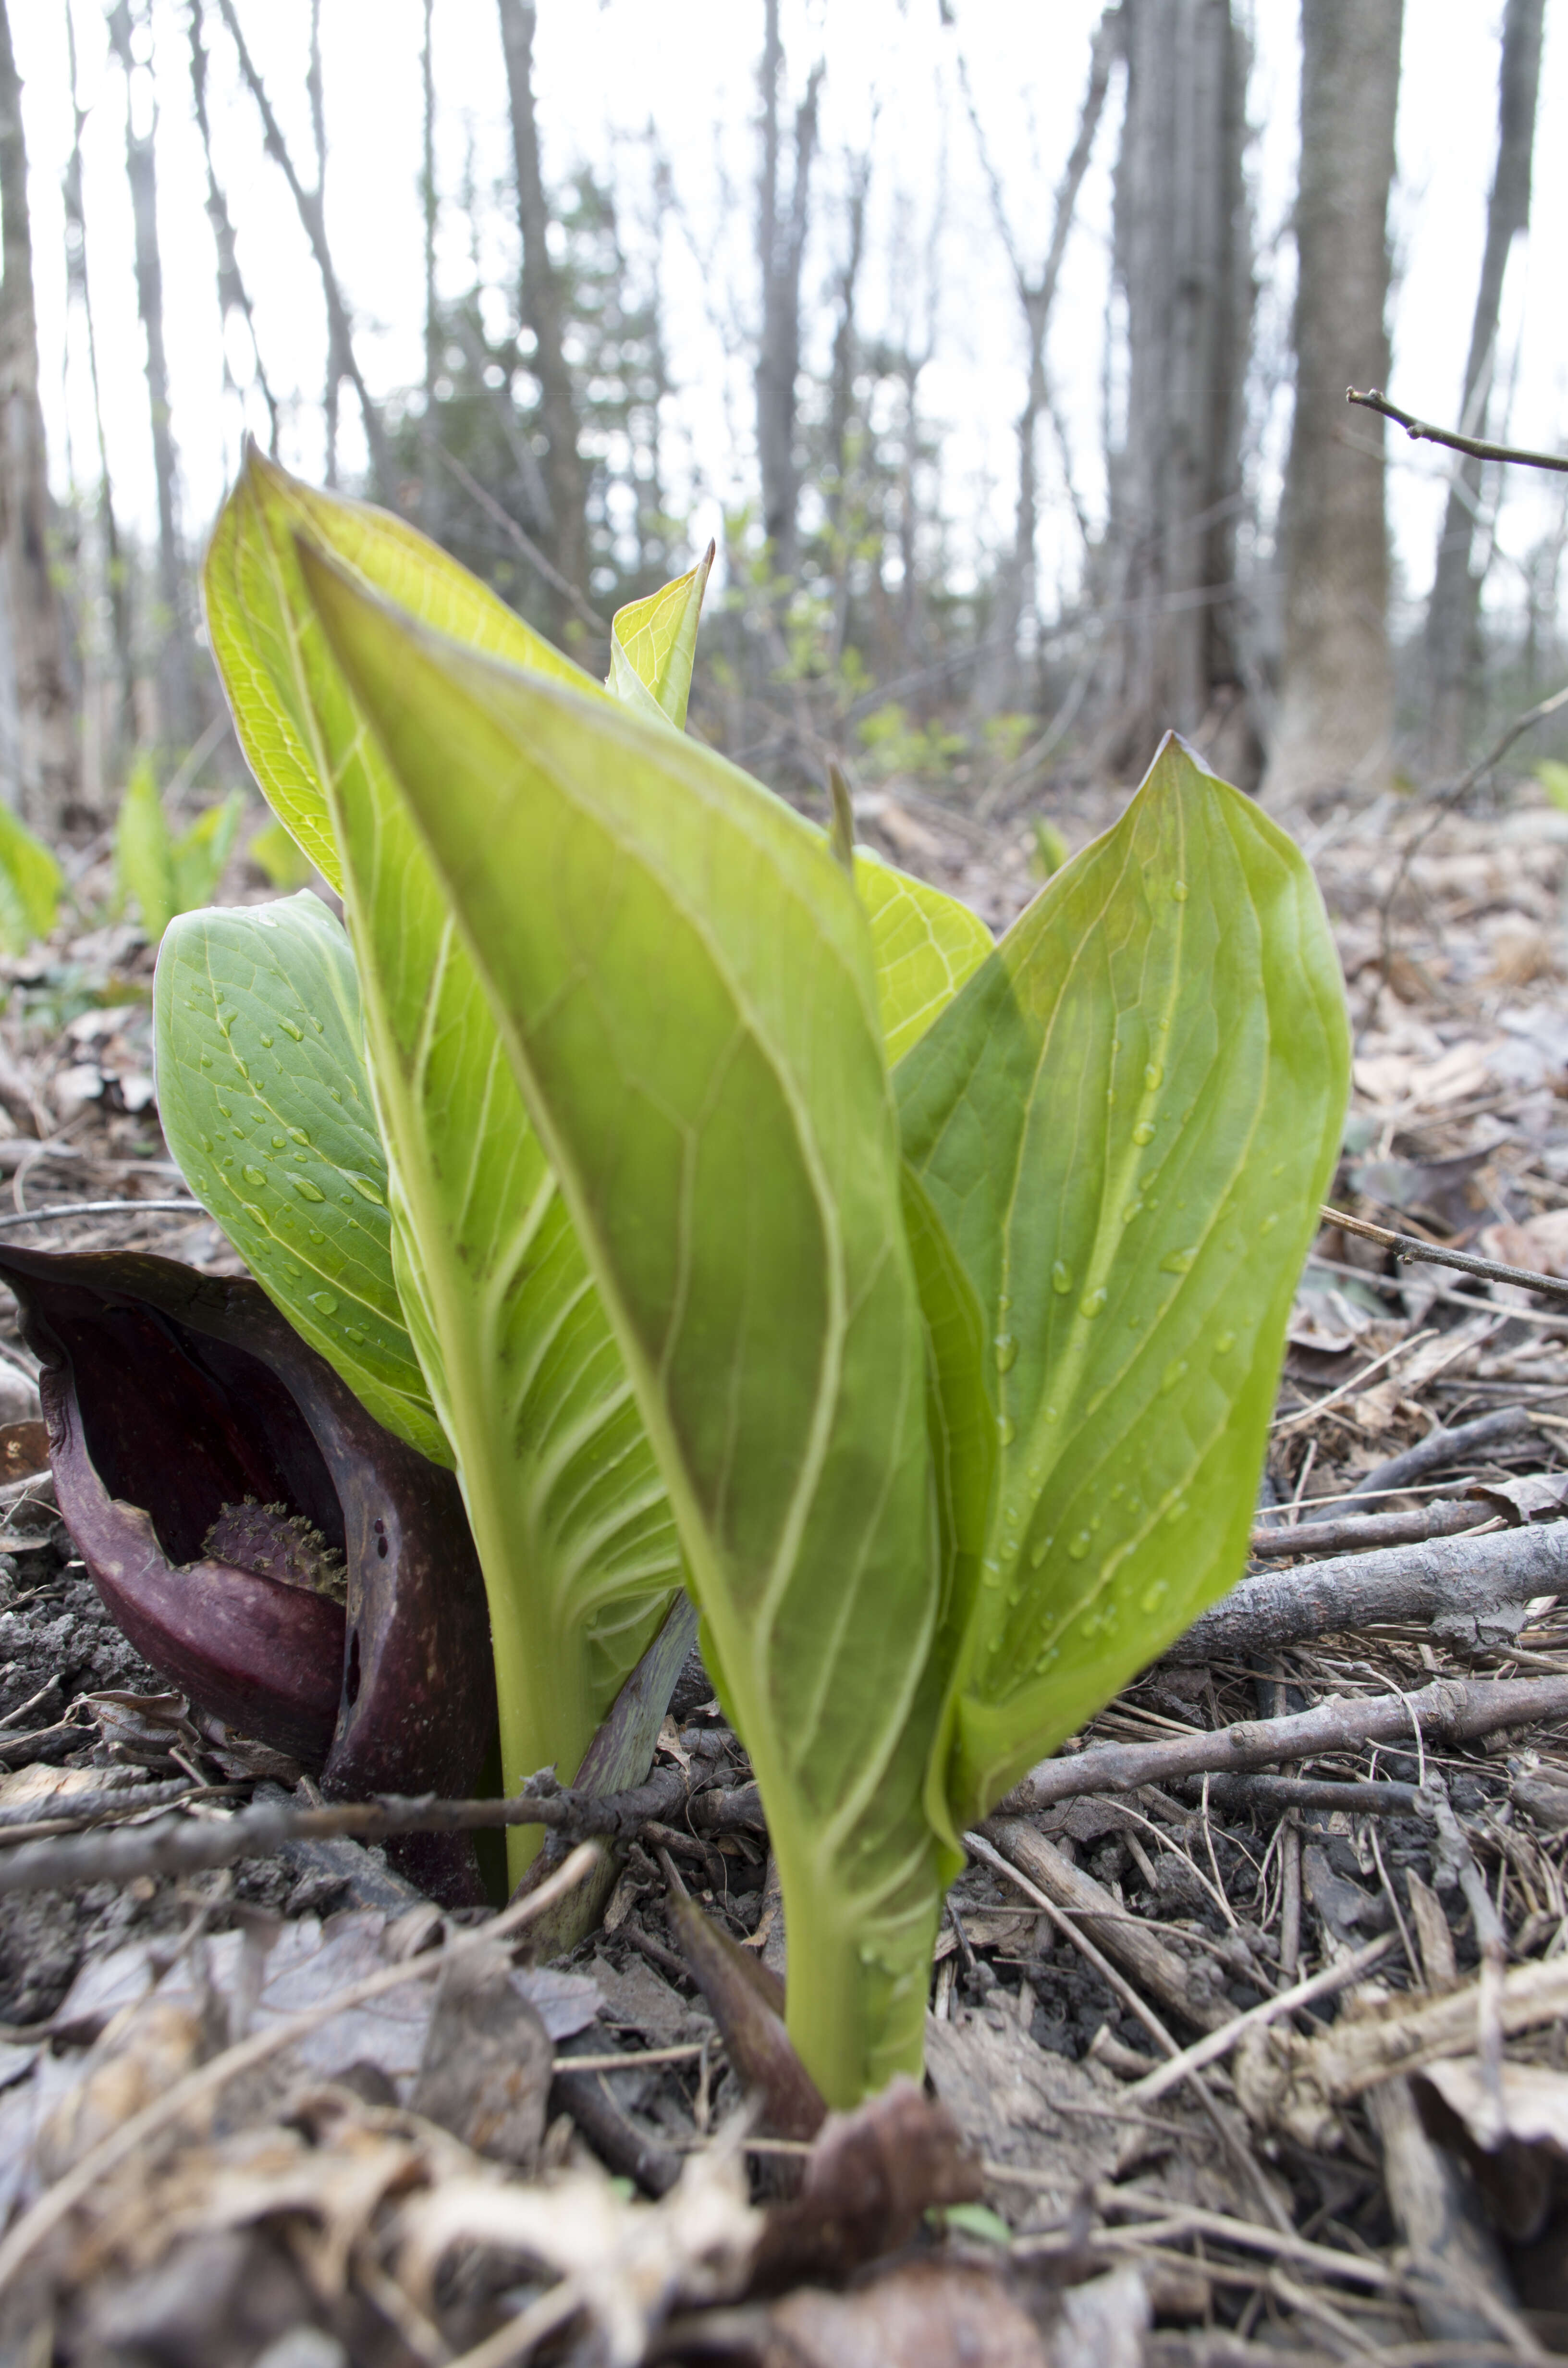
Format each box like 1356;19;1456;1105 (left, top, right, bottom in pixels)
607;542;715;729
853;851;993;1068
248;817;315;890
211;450;685;1875
897;736;1350;1832
301;543;950;2108
171;792;245;916
0;804;64;954
1536;759;1568;814
116;757;178;943
153;892;450;1465
204;443;601;892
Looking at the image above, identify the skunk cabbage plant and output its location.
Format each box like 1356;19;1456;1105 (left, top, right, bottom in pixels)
157;446;1348;2106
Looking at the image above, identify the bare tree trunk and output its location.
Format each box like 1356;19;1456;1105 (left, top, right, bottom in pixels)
1100;0;1255;784
216;0;393;505
1265;0;1402;807
825;152;869;664
108;0;193;749
755;0;822;584
1423;0;1545;771
306;0;343;487
65;0;129;788
0;0;78;828
958;9;1119;712
419;0;441;544
497;0;588;646
188;0;278;455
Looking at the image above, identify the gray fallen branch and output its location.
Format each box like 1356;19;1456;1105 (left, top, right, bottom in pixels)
1165;1520;1567;1666
0;1763;763;1896
984;1817;1229;2033
1002;1675;1568;1814
1301;1405;1542;1520
1248;1497;1487;1559
1322;1207;1568;1302
1185;1774;1431;1819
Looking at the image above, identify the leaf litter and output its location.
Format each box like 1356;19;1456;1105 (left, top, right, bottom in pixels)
1;785;1568;2359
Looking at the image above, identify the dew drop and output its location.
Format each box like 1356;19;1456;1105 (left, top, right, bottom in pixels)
1132;1121;1155;1145
198;1135;213;1153
350;1173;386;1205
994;1332;1017;1372
1052;1261;1072;1295
998;1293;1011;1313
242;1166;267;1188
217;1005;238;1027
1161;1247;1196;1274
1261;1213;1279;1234
1123;1203;1143;1224
1043;1403;1059;1423
306;1226;325;1243
291;1177;325;1202
1144;1062;1164;1090
198;1053;213;1069
242;1202;263;1223
271;1135;286;1150
279;1018;304;1041
311;1016;325;1032
1030;1535;1052;1567
1067;1531;1091;1561
1161;1358;1188;1393
1171;880;1188;901
1079;1287;1106;1319
1035;1645;1060;1673
329;1088;342;1103
1215;1331;1236;1354
997;1415;1016;1445
216;1103;232;1118
309;1291;338;1315
343;1326;366;1345
1140;1580;1168;1613
282;1260;303;1279
259;1032;274;1048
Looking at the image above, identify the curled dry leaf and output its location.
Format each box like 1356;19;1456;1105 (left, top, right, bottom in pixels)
751;2076;981;2292
0;1246;494;1901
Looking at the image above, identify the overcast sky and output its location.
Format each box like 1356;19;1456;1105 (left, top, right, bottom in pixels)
13;0;1568;629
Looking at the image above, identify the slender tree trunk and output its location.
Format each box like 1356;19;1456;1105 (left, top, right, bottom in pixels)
1265;0;1403;806
306;0;343;487
216;0;393;505
825;152;869;663
755;0;822;583
1100;0;1255;783
108;0;193;749
497;0;588;645
188;1;278;455
65;0;130;787
419;0;441;544
0;0;78;828
1423;0;1545;771
959;10;1119;712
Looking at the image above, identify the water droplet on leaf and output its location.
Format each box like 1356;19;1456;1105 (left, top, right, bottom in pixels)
310;1291;338;1315
291;1177;325;1202
1079;1288;1106;1319
994;1332;1017;1372
279;1018;303;1041
1052;1261;1072;1295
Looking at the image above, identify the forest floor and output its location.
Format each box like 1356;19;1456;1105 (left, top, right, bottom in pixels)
0;775;1565;2366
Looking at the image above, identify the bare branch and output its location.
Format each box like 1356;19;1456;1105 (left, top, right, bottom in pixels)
1349;386;1568;477
1002;1675;1568;1814
1323;1201;1568;1300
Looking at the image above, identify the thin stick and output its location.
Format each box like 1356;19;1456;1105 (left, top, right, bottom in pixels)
1002;1674;1568;1813
0;1841;603;2297
1348;387;1568;476
1322;1206;1568;1303
0;1200;203;1231
435;445;608;638
1271;1327;1436;1433
1126;1934;1398;2105
964;1828;1293;2235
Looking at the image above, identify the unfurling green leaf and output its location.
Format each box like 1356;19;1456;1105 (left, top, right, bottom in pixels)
153;891;450;1466
301;541;951;2108
898;735;1350;1834
0;803;65;953
607;542;715;729
116;761;245;945
206;448;686;1874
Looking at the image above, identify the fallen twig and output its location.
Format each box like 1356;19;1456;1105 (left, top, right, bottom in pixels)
1189;1774;1431;1818
1126;1935;1399;2108
1321;1207;1568;1302
1332;1404;1544;1510
0;1840;604;2298
1167;1521;1566;1665
1002;1675;1568;1813
1249;1498;1488;1559
0;1199;202;1231
0;1765;761;1896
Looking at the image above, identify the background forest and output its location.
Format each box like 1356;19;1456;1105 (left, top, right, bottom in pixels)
0;0;1564;853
